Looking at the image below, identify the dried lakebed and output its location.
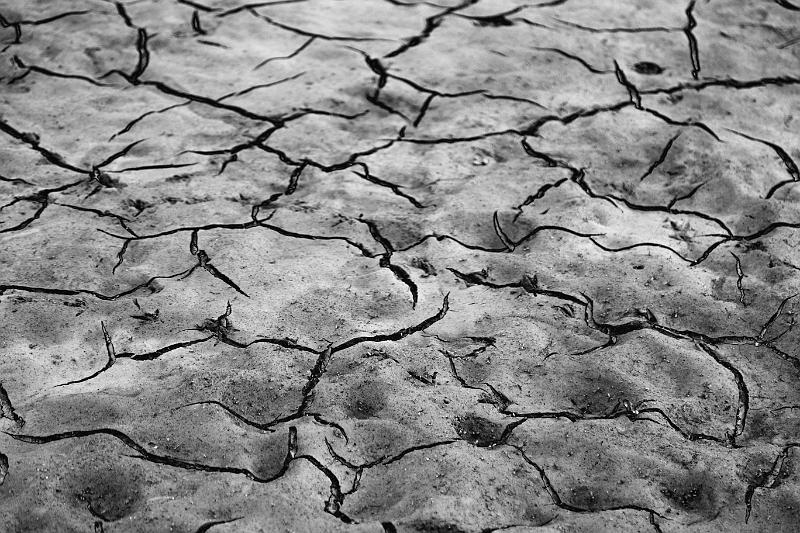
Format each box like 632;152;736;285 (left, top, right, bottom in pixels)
1;0;800;532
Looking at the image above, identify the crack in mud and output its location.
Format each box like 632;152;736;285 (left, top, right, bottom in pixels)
683;0;701;79
744;443;800;522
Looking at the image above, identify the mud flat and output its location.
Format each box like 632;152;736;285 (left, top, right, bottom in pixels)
1;1;800;531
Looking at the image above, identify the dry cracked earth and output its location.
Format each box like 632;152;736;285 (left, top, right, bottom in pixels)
1;0;800;531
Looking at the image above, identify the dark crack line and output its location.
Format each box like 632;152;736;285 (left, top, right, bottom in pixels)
725;128;799;199
757;294;796;344
111;239;131;274
397;214;719;264
0;117;88;174
509;445;666;519
115;336;214;362
177;0;218;12
296;346;333;416
178;400;280;432
365;91;412;122
107;162;198;173
12;56;280;127
0;12;22;44
130;28;150;81
101;216;376;264
12;55;111;87
249;8;390;42
56;322;117;387
0;179;87;234
386;69;546;115
0;264;200;302
480;92;547;110
350;48;537;124
6;427;297;483
446;265;791;396
640;107;720;141
191;10;206;35
194;517;243;533
109;102;189;141
325;441;373;496
181;297;448;431
519;138;622;210
725;222;800;245
695;342;748;446
774;0;800;10
448;268;583;306
532;46;611;74
96;139;146;169
506;403;729;447
640;132;681;181
110;2;135;27
512;176;568;222
254;127;409;194
253;36;315;70
601;184;732;237
190;232;250;297
330;293;449;354
298;453;354;523
219;333;317;355
413;93;437;127
384;0;479;58
382;439;459;465
453;5;528;27
492;211;517;251
200;258;249;297
179;399;346;441
356;216;419;307
396;221;609;256
634;407;728;446
777;35;800;49
0;174;35;186
215;0;309;18
744;443;800;522
481;519;558;533
613;60;642;110
641;75;800;97
553;17;681;33
730;252;747;306
333;429;669;523
684;0;701;79
125;409;352;523
397;72;800;144
102;69;279;124
4;10;90;28
763;177;798;199
521;101;632;136
351;168;427;208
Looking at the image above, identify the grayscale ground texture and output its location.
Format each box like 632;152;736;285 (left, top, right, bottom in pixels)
1;0;800;531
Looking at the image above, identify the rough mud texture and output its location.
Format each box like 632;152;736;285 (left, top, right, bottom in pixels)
1;0;800;531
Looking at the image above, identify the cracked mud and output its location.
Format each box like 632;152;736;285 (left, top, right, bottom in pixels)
1;0;800;531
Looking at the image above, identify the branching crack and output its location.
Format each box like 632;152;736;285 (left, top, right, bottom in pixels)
744;443;800;522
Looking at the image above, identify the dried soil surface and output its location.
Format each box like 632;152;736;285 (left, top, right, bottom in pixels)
1;1;800;532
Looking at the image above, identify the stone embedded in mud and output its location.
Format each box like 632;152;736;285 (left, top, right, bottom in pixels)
453;414;503;447
472;15;514;27
632;61;665;75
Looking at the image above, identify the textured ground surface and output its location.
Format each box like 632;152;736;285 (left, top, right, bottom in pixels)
1;0;800;531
